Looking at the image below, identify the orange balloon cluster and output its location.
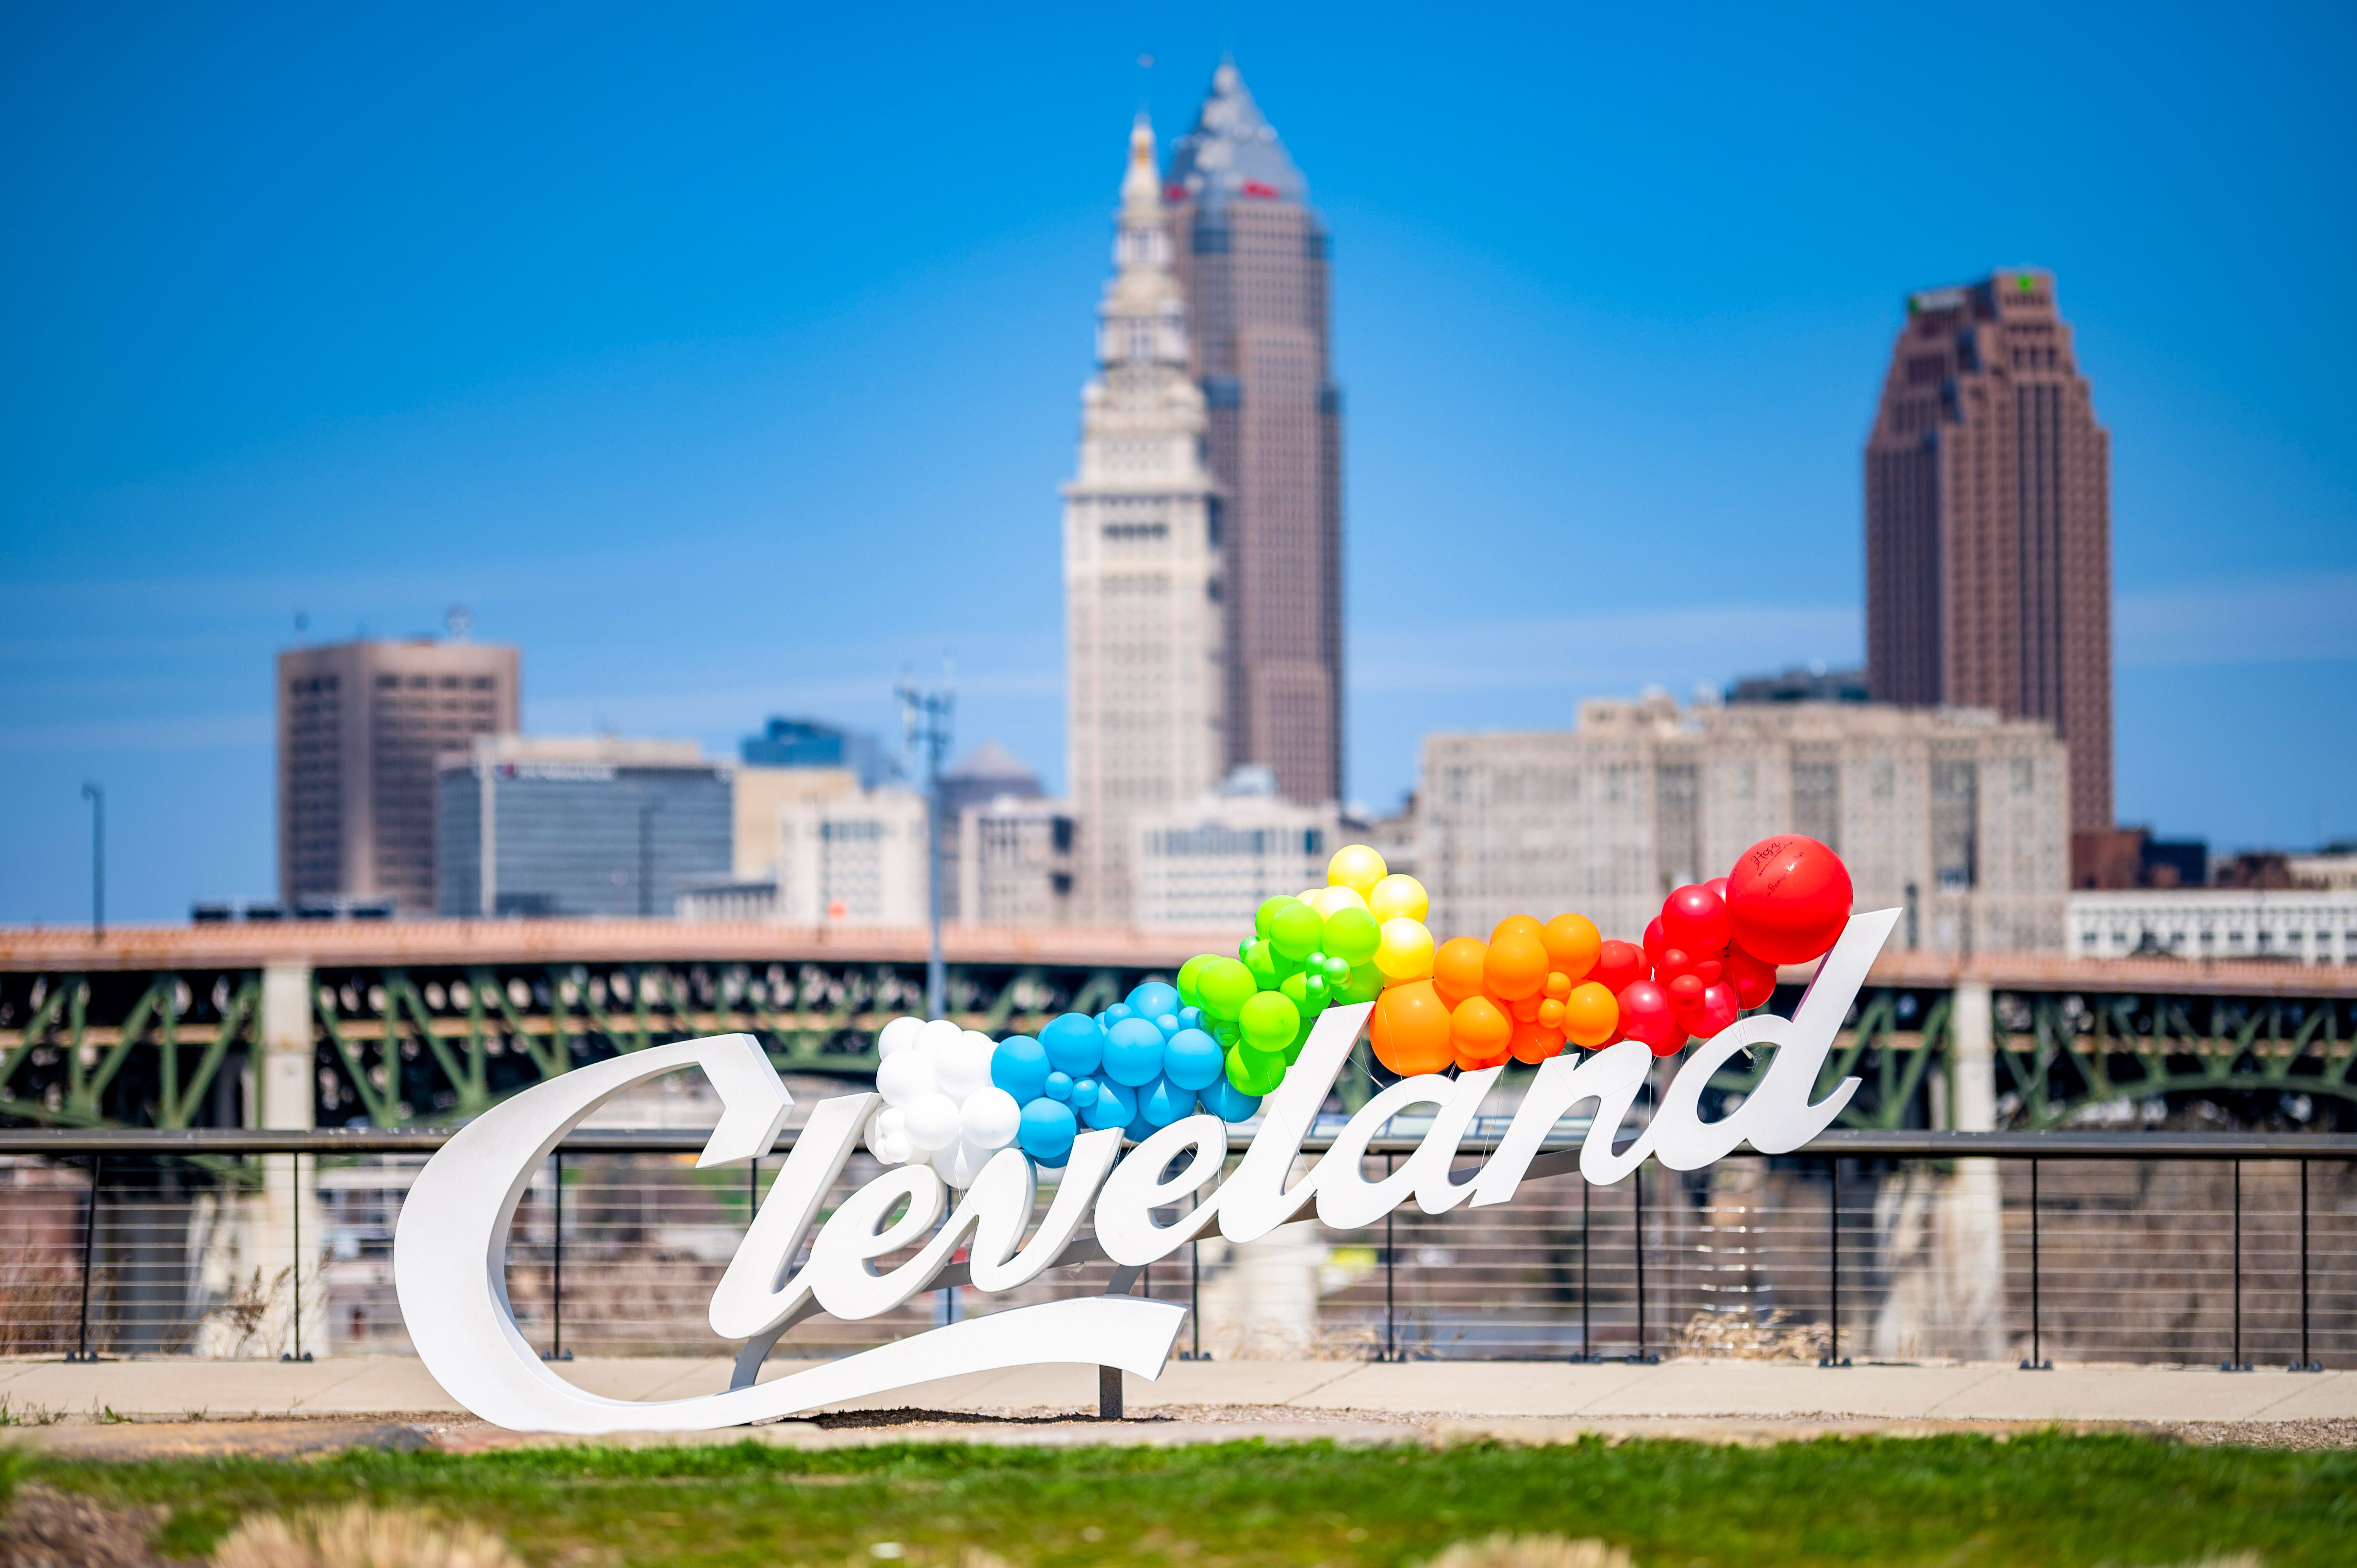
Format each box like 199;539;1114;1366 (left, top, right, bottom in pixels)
1370;912;1621;1074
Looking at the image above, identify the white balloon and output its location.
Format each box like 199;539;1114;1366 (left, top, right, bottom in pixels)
876;1050;936;1109
867;1106;908;1162
914;1018;963;1063
936;1139;988;1190
903;1091;961;1153
935;1031;996;1100
876;1016;925;1059
959;1086;1021;1150
871;1123;912;1167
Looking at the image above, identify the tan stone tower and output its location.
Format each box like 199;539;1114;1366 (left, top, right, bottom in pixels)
1865;270;2113;832
1164;60;1344;806
1064;115;1224;925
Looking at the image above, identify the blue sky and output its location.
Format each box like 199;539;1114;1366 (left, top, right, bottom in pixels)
4;1;2352;922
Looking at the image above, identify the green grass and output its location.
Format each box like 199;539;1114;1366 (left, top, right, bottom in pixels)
7;1433;2352;1567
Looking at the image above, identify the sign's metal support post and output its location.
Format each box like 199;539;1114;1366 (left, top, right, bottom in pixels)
282;1151;312;1361
1383;1157;1397;1363
1820;1157;1845;1367
66;1153;100;1362
1573;1178;1592;1363
1633;1163;1654;1364
1097;1364;1122;1421
2298;1158;2318;1370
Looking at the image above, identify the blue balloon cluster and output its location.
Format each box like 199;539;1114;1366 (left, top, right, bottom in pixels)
993;981;1265;1165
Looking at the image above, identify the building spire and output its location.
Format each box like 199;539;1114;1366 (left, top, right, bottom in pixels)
1121;111;1159;217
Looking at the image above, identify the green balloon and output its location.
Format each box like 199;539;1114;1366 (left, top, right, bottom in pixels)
1211;1018;1240;1047
1323;906;1380;965
1279;971;1329;1018
1226;1041;1289;1097
1196;957;1257;1022
1336;961;1384;1005
1283;1014;1315;1064
1238;989;1302;1052
1242;939;1279;989
1176;953;1214;1010
1255;896;1299;941
1270;901;1324;961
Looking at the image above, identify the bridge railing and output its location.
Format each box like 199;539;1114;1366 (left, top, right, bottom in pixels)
4;1127;2353;1374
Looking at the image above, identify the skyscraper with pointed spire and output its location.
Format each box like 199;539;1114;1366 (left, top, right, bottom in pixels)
1063;115;1224;926
1164;60;1344;807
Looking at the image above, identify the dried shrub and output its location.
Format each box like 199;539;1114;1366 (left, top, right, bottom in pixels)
0;1253;89;1357
1673;1307;1830;1362
212;1505;522;1568
1425;1535;1633;1568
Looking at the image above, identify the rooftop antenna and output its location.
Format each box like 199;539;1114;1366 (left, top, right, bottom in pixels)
896;657;956;1018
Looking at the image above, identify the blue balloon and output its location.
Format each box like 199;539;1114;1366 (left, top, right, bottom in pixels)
1140;1075;1194;1126
1124;1113;1159;1143
1127;981;1180;1018
1162;1028;1224;1091
1039;1013;1104;1078
1017;1098;1078;1163
1200;1078;1263;1123
1152;1012;1181;1040
1102;1016;1166;1087
1100;1002;1135;1026
1082;1078;1137;1130
1072;1076;1099;1105
1044;1070;1074;1102
1177;1005;1205;1033
990;1035;1050;1102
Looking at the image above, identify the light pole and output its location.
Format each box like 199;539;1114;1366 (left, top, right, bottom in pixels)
80;782;104;941
896;666;954;1018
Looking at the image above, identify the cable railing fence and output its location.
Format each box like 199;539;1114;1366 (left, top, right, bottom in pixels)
4;1128;2354;1372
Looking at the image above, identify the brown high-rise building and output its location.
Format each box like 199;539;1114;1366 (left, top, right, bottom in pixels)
278;637;519;913
1164;60;1344;805
1865;270;2113;832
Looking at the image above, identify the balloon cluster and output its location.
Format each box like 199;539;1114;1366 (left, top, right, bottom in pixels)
866;1018;1024;1185
1170;845;1434;1101
1370;833;1855;1072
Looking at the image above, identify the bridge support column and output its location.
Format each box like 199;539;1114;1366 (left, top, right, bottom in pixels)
1873;980;2005;1361
256;962;326;1358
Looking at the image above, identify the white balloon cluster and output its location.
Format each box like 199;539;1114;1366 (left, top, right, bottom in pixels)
866;1016;1023;1188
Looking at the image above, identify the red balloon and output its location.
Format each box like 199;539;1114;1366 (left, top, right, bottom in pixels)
1655;945;1695;982
1724;946;1777;1008
1617;980;1684;1055
1643;916;1669;968
1727;834;1854;964
1691;957;1724;986
1666;972;1704;1006
1674;981;1741;1040
1594;939;1647;994
1705;876;1730;904
1661;883;1732;959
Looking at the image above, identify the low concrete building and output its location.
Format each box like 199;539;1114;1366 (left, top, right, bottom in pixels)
731;765;859;879
956;796;1076;926
2067;889;2357;964
1419;694;2069;954
772;787;930;926
1131;768;1339;931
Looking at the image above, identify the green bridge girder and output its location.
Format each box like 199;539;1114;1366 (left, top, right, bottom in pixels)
2;959;2353;1134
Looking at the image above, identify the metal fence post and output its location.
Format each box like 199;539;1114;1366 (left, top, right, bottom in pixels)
2224;1159;2249;1372
2298;1158;2316;1371
1578;1178;1592;1363
543;1150;569;1362
281;1151;311;1362
1382;1153;1396;1362
1633;1162;1650;1363
2021;1157;2048;1369
67;1153;100;1362
1820;1157;1844;1368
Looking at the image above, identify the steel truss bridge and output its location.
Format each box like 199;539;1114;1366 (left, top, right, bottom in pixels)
3;920;2354;1134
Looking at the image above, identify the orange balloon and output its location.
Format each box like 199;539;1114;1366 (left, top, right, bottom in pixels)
1432;937;1490;1006
1491;914;1545;946
1371;980;1454;1075
1544;970;1572;1000
1542;913;1603;984
1538;998;1565;1029
1484;930;1551;1002
1449;994;1513;1068
1508;992;1544;1023
1509;1019;1566;1065
1561;980;1620;1049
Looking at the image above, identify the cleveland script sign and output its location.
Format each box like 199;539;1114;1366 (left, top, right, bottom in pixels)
392;908;1899;1432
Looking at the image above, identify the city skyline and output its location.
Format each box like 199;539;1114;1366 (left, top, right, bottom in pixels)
4;3;2352;922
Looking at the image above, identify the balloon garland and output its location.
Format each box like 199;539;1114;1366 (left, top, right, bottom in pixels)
867;833;1855;1185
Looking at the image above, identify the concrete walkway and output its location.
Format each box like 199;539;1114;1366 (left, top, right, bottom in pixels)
5;1354;2353;1428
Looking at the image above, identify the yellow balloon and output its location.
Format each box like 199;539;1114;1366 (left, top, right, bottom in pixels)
1307;885;1369;919
1368;873;1430;925
1373;916;1436;982
1327;842;1389;897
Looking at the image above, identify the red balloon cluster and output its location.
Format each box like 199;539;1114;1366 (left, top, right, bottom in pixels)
1591;835;1854;1059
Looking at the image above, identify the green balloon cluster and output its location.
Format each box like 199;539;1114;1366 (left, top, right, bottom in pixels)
1174;894;1387;1100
